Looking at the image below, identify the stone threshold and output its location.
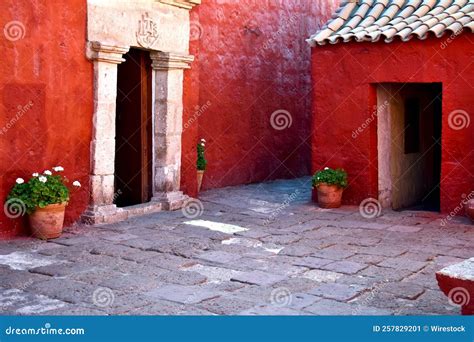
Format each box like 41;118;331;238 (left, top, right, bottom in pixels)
81;201;163;225
81;193;189;225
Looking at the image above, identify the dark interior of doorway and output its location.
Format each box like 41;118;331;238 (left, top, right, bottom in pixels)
114;48;153;208
401;83;442;212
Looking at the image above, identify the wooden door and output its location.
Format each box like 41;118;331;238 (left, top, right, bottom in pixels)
114;49;153;207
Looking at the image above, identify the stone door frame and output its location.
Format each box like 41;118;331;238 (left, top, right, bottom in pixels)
82;1;199;224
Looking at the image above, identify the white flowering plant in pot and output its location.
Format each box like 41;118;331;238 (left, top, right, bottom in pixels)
5;166;81;239
311;167;348;209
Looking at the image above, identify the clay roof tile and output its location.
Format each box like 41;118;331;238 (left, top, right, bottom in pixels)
307;0;474;46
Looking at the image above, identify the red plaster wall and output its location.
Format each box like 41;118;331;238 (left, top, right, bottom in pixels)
182;0;339;194
311;34;474;214
0;0;92;239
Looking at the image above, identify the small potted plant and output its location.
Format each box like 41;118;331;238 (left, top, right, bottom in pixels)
5;166;81;240
197;138;207;192
312;167;348;208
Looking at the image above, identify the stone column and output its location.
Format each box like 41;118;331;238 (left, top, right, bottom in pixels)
82;42;129;224
150;51;194;210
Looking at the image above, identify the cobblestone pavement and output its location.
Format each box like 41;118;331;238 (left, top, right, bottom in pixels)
0;177;472;315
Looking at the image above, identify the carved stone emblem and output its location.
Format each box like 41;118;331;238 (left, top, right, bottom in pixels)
136;13;159;49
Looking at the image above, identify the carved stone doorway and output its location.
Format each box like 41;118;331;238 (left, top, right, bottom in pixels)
82;0;200;224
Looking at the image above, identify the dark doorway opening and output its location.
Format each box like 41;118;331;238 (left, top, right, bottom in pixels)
114;48;153;207
392;83;442;212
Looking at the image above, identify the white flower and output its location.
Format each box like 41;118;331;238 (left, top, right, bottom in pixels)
52;166;64;172
201;138;206;143
200;143;205;147
32;173;39;177
43;170;52;175
38;176;47;183
324;167;329;170
72;181;81;187
16;178;24;184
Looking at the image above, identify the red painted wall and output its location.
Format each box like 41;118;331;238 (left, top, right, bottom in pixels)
311;34;474;214
181;0;339;194
0;0;339;238
0;0;92;238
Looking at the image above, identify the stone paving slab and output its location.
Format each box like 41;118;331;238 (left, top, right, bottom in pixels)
308;283;367;301
146;285;220;305
0;177;472;315
231;270;287;286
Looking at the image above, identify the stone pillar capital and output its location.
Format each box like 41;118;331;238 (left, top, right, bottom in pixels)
150;51;194;70
87;41;130;64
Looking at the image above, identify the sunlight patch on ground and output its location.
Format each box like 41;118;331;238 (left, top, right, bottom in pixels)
0;289;66;314
0;252;59;271
222;238;262;248
183;220;249;234
262;245;284;254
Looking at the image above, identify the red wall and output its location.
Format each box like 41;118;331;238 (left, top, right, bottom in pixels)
181;0;338;195
311;34;474;214
0;0;340;238
0;0;93;238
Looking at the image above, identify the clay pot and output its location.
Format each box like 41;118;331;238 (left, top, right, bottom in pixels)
28;202;67;240
465;199;474;223
316;183;344;209
197;170;205;192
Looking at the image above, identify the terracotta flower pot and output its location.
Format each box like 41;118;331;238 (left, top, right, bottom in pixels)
29;202;67;240
316;183;344;209
465;199;474;223
197;170;205;192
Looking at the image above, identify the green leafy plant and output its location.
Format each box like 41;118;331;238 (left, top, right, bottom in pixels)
6;167;81;215
197;139;207;171
312;167;348;189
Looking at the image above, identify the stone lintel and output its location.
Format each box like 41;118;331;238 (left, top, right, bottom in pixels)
158;0;201;10
87;41;130;64
150;51;194;70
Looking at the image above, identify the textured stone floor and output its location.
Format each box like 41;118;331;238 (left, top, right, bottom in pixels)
0;177;472;315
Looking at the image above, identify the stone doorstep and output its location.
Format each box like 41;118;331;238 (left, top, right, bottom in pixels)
436;258;474;315
81;201;165;225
